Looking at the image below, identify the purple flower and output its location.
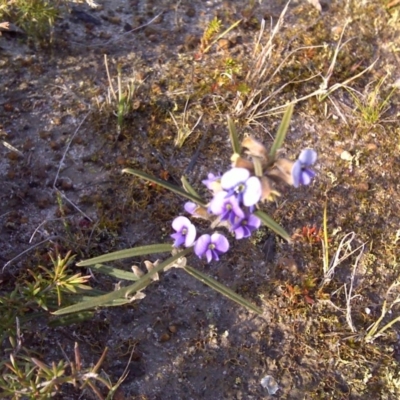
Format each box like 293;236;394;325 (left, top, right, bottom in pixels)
171;216;197;248
184;202;209;219
220;168;262;207
208;191;245;224
202;173;221;191
184;202;198;215
231;213;261;239
292;149;317;188
194;233;230;263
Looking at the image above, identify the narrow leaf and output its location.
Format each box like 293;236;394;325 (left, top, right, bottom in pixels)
227;116;241;155
269;103;294;161
53;248;192;315
254;210;291;242
181;176;202;199
100;298;133;307
48;311;95;327
122;168;206;206
76;244;172;267
89;264;140;281
184;266;262;314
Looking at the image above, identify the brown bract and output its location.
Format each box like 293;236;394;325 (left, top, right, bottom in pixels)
267;158;295;186
241;136;269;164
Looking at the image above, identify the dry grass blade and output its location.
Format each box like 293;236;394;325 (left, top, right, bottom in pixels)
320;229;366;333
233;9;378;125
1;140;23;156
233;2;292;121
344;243;365;333
320;232;364;288
246;1;290;86
170;97;203;148
365;280;400;342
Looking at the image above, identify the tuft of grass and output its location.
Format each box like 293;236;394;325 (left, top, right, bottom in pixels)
0;250;92;342
365;279;400;343
345;72;398;125
169;98;203;148
0;0;59;38
0;337;130;400
0;248;132;399
231;7;377;128
103;55;139;136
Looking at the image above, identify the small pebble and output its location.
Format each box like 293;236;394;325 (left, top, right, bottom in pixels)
159;333;171;342
217;38;232;50
366;143;377;151
186;7;196;17
340;150;353;161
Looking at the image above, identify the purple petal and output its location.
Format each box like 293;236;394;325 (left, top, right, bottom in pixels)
205;249;213;263
298;149;317;166
212;249;221;262
209;191;228;215
291;160;302;188
233;226;245;239
242;226;253;238
202;173;220;190
299;169;316;186
184;223;197;247
243;176;262;206
209;192;245;220
247;214;261;229
211;233;229;253
221;168;250;190
171;232;185;247
230;198;245;219
194;234;211;258
172;216;191;231
184;202;197;215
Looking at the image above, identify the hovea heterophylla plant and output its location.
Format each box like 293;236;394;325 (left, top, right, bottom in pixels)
54;104;317;316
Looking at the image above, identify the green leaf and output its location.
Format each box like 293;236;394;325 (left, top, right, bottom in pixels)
122;168;207;206
181;176;202;200
48;311;95;327
269;103;294;162
89;264;140;281
98;298;134;307
254;210;291;242
227;116;241;155
67;292;111;305
76;243;172;267
53;248;192;315
184;266;262;314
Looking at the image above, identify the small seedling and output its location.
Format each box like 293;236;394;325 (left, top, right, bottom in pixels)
200;16;222;53
196;17;242;57
345;72;398;125
365;279;400;343
169;98;203;148
104;55;138;136
0;337;123;400
0;250;91;342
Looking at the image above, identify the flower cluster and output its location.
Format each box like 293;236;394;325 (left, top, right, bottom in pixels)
171;216;230;262
171;137;317;263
